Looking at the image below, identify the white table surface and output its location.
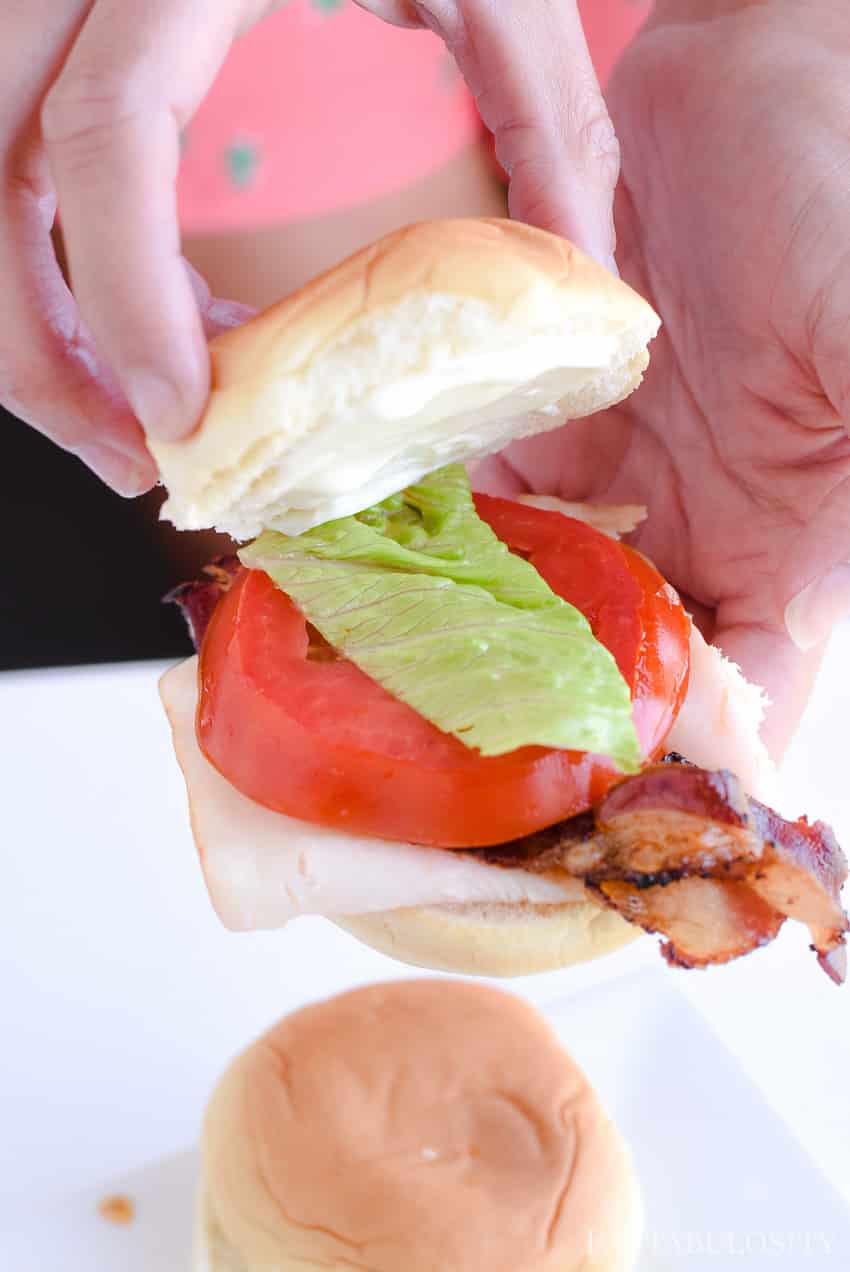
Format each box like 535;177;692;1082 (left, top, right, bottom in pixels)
2;627;849;1250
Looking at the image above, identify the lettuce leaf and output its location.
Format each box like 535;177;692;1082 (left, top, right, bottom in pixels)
240;466;640;769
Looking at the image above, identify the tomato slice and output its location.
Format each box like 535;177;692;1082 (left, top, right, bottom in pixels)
197;500;690;847
619;543;691;758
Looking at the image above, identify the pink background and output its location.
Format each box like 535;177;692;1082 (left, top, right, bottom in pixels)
177;0;652;231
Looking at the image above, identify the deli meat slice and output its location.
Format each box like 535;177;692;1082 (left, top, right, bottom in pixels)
472;759;848;981
159;657;587;931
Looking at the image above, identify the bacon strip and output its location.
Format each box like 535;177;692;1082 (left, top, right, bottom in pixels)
745;804;848;984
599;878;785;968
472;760;848;981
164;556;241;650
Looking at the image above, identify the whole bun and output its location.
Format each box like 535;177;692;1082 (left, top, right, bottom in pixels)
335;900;639;976
153;218;659;539
197;980;643;1272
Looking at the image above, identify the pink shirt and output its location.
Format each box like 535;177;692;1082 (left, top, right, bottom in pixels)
177;0;652;232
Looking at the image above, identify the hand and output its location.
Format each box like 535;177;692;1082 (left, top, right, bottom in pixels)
477;0;850;755
2;0;618;496
0;0;267;494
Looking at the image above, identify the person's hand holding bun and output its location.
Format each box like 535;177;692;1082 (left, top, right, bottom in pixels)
197;980;642;1272
0;1;617;492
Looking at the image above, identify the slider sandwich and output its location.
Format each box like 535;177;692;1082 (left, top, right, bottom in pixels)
156;219;848;979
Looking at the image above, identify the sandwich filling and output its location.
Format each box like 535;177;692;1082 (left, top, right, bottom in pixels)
166;473;848;980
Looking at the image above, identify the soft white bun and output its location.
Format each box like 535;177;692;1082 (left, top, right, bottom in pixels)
152;218;660;538
336;901;639;977
196;981;643;1272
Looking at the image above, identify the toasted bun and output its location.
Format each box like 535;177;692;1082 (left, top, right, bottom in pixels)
197;981;643;1272
335;901;639;976
152;218;660;538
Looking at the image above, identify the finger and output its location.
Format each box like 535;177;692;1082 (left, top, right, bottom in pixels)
0;168;156;495
415;0;620;266
41;0;254;442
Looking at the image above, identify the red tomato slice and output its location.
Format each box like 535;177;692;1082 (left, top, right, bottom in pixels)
619;543;692;758
197;500;690;847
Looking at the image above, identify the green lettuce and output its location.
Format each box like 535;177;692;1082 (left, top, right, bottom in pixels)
240;466;640;770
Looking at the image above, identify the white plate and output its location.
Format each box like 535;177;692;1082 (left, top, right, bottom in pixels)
2;970;848;1271
549;972;850;1270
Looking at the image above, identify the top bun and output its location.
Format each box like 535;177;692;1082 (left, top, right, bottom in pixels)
199;980;643;1272
153;218;660;538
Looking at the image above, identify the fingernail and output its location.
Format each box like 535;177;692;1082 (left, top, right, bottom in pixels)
202;298;255;337
76;441;156;497
784;562;850;651
125;370;193;442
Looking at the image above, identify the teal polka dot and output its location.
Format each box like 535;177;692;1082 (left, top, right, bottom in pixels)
225;141;260;190
313;0;344;12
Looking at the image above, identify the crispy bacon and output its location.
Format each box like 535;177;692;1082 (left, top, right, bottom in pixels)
745;804;848;984
164;556;242;650
471;759;848;981
600;877;785;967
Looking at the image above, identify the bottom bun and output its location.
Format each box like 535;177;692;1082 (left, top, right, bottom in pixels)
335;899;639;976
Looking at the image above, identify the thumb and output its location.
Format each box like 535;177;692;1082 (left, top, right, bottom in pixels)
420;1;620;267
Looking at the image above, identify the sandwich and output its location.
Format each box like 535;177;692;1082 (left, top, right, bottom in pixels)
195;979;644;1272
155;218;848;980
